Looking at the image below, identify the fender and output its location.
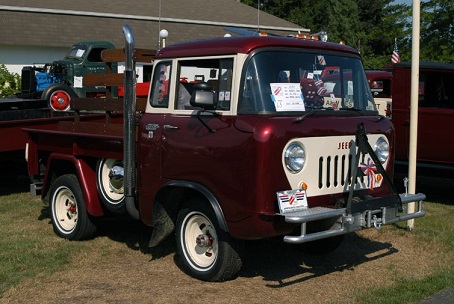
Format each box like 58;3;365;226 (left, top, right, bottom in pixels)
41;83;77;101
43;153;104;216
148;180;228;248
165;180;228;232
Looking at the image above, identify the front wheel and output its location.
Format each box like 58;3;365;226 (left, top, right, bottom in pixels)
47;85;73;111
176;200;242;281
49;174;97;240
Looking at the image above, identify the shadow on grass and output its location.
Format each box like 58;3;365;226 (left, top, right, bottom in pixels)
36;204;399;286
237;234;397;287
0;158;29;195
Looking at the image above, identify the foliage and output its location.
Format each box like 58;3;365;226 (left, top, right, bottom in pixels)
420;0;454;63
241;0;454;68
0;64;21;98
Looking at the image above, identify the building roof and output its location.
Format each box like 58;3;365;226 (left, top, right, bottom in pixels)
0;0;308;49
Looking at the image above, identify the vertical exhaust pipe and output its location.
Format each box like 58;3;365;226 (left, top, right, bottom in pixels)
123;25;140;220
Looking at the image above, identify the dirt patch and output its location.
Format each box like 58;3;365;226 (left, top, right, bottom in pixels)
1;217;439;304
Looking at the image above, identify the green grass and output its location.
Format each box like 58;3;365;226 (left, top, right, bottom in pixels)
1;179;453;302
0;191;88;295
352;200;454;304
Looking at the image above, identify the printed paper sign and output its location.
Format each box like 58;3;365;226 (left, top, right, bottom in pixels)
73;76;83;88
277;189;308;214
270;83;305;111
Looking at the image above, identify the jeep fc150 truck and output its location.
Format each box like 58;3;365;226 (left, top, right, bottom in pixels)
25;25;425;282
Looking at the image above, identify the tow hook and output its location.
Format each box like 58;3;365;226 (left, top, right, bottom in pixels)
372;215;382;230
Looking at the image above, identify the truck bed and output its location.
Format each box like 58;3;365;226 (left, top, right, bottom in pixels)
0;108;75;153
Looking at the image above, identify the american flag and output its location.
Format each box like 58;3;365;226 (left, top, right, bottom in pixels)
391;38;400;64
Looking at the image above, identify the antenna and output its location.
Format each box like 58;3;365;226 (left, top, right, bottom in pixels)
158;0;162;49
257;0;260;32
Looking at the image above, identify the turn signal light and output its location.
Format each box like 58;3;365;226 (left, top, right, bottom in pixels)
299;182;308;190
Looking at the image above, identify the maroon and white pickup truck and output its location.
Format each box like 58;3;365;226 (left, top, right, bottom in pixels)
24;25;425;281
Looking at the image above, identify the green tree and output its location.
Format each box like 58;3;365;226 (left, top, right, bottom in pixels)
242;0;452;66
420;0;454;62
242;0;410;68
327;0;360;47
0;64;21;98
360;2;412;69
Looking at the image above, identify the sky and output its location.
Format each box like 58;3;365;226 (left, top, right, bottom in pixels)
393;0;417;5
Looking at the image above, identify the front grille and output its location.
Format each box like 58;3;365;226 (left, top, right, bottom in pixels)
283;135;388;197
318;153;370;190
21;66;36;94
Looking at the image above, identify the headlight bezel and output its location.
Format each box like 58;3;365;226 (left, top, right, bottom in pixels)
374;136;389;163
284;142;306;173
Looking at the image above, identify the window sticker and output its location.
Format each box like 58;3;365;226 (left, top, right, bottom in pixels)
224;91;231;101
348;80;354;95
270;83;306;111
76;49;85;57
317;55;326;65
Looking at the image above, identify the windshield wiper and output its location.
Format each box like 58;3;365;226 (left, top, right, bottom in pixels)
294;106;323;123
341;107;362;112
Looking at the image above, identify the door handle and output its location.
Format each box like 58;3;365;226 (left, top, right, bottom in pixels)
163;124;179;130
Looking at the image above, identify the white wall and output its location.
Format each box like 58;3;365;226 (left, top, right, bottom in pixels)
0;45;67;75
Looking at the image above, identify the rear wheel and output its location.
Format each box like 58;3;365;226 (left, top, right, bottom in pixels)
96;159;125;213
49;174;97;240
176;200;242;281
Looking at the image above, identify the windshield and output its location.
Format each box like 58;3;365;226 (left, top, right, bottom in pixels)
239;50;375;114
65;45;87;59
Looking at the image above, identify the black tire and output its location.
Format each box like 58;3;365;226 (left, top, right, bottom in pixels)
96;159;125;214
49;174;97;240
176;200;242;281
46;85;74;111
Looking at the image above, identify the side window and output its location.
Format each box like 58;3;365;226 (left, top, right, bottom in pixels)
150;61;171;108
86;48;106;62
419;71;454;109
175;58;233;110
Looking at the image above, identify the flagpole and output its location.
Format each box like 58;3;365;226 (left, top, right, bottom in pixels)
407;0;421;230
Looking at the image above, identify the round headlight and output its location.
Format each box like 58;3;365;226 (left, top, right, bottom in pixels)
374;137;389;163
284;142;305;173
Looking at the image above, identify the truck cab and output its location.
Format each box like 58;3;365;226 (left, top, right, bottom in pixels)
391;61;454;182
365;70;393;117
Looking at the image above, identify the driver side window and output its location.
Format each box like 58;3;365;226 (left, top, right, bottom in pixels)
150;61;171;108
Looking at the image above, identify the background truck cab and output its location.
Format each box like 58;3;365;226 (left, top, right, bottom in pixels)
391;61;454;183
20;41;115;111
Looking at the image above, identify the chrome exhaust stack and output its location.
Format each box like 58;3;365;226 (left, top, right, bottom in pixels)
122;24;140;220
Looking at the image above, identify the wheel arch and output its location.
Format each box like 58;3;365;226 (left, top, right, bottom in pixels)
41;83;77;101
42;153;104;216
163;180;228;232
148;180;228;248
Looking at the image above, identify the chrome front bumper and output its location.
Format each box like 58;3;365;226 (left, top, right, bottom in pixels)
282;193;426;244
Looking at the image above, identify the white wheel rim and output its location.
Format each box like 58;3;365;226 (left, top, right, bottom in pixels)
182;212;218;270
53;186;78;232
99;159;124;203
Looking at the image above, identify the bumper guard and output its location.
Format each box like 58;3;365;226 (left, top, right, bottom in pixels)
282;193;425;244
